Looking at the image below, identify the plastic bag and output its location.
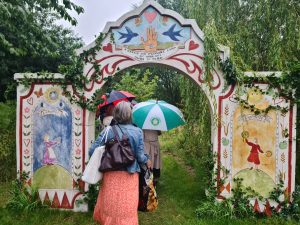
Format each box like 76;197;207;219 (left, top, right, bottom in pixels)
81;126;110;184
138;167;158;212
81;146;105;184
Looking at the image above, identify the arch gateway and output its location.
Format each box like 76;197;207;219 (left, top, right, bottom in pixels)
14;1;297;212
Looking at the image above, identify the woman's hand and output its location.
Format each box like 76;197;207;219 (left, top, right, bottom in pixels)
146;160;152;169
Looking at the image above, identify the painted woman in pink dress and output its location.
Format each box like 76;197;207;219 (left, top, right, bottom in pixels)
43;134;61;165
245;138;264;170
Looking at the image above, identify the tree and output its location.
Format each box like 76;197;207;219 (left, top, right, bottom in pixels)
113;69;158;102
151;67;182;106
0;0;83;55
0;0;84;100
181;0;299;71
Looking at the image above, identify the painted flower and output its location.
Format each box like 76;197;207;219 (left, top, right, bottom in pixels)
75;109;81;116
76;149;81;155
24;149;30;155
24;107;30;113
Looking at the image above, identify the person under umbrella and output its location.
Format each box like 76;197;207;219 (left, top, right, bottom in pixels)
97;90;136;127
133;100;185;185
143;129;161;185
101;90;135;107
132;100;185;131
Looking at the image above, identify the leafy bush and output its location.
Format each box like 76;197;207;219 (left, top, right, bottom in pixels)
196;176;300;221
196;178;257;219
0;101;16;181
269;180;300;221
75;182;100;212
6;172;46;211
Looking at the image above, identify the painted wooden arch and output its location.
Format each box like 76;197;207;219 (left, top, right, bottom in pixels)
78;0;230;111
14;0;297;213
78;1;232;172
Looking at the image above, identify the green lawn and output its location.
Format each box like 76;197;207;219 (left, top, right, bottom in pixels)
0;153;299;225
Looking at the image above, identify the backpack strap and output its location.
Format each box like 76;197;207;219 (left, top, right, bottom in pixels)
111;125;120;141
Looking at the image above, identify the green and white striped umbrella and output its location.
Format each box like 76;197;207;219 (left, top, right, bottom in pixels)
132;100;185;131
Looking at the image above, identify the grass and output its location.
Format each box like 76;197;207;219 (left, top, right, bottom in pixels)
0;182;11;208
0;154;202;225
0;132;299;225
138;154;204;225
1;154;299;225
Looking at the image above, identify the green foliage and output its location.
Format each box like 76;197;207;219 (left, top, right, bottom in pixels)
264;62;300;104
181;0;299;71
219;59;239;86
203;20;221;84
220;61;300;115
0;101;16;182
0;0;83;101
234;84;290;115
138;153;206;225
279;186;300;221
152;67;182;106
178;77;211;165
106;66;182;106
197;174;300;221
0;0;83;55
16;33;111;111
6;172;46;212
76;183;100;212
113;69;158;102
196;178;258;219
0;101;15;130
160;0;300;104
269;180;300;221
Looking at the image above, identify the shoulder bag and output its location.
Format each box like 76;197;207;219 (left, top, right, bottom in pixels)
99;125;135;172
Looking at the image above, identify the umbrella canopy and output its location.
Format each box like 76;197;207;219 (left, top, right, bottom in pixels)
97;90;136;117
107;90;135;105
132;100;185;131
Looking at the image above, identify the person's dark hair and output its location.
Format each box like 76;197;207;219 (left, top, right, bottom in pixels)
113;101;132;124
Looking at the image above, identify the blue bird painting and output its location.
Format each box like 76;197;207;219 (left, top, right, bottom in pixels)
118;26;139;44
162;24;183;41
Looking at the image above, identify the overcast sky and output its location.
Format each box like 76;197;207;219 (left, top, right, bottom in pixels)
61;0;144;45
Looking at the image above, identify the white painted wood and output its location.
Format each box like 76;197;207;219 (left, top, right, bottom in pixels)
14;73;65;80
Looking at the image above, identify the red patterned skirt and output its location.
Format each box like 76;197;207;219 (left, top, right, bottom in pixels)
93;171;139;225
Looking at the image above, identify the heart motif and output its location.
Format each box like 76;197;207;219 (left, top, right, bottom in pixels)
144;11;157;24
27;97;33;105
75;139;81;147
24;139;30;147
189;41;199;51
103;43;113;53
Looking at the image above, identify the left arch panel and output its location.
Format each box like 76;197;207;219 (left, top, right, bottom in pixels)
15;81;87;211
